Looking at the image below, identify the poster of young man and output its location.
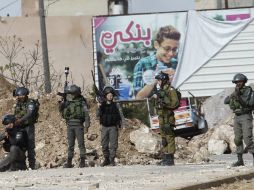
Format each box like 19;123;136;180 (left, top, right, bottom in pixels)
93;12;187;101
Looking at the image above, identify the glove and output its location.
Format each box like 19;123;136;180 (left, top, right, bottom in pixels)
14;119;22;127
235;86;240;95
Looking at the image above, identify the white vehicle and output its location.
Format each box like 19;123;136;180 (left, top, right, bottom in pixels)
150;97;208;139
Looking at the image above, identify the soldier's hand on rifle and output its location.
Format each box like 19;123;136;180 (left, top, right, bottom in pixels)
235;86;240;95
14;119;22;127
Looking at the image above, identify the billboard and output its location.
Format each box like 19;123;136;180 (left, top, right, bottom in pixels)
128;0;195;13
93;12;187;101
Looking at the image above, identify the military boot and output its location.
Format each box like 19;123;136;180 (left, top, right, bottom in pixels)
168;154;175;166
109;157;116;166
79;157;86;168
156;154;167;166
63;158;73;168
100;157;110;167
231;154;244;167
160;154;174;166
29;161;36;170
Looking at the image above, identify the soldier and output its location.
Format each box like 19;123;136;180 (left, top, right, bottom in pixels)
153;72;180;166
13;87;39;170
97;86;122;166
224;73;254;167
0;114;28;172
59;84;90;168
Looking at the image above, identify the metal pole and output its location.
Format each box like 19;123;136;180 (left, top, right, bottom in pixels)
39;0;52;93
225;0;229;9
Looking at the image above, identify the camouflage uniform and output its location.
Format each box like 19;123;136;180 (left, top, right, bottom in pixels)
59;86;90;168
224;73;254;166
225;86;254;153
156;83;179;165
14;98;38;169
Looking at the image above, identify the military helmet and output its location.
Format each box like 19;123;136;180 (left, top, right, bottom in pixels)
2;114;16;125
66;84;81;95
13;87;29;97
232;73;248;83
155;71;169;81
103;86;116;96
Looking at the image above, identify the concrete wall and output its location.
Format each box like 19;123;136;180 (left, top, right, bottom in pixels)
21;0;108;17
195;0;218;10
0;16;94;91
22;0;37;17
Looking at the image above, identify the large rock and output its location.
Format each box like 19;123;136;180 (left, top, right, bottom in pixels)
129;125;161;154
202;88;234;128
208;124;236;155
208;139;228;155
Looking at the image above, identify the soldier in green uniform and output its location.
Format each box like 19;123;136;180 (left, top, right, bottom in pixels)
59;84;90;168
13;87;39;169
224;73;254;167
153;72;180;166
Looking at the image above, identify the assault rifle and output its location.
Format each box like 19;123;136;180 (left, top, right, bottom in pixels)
91;70;104;103
57;67;69;101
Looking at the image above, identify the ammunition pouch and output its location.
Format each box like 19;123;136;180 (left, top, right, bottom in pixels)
234;109;252;116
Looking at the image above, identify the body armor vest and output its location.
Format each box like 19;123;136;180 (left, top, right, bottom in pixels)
100;102;121;127
62;98;86;122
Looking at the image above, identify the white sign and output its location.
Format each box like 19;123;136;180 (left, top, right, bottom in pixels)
128;0;195;14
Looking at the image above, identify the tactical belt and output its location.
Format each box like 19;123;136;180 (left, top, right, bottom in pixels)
235;110;252;116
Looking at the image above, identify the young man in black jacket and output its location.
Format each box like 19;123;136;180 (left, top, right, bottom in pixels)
97;86;122;166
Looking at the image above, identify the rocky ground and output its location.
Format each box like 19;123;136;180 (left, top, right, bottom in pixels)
0;75;214;168
2;76;254;189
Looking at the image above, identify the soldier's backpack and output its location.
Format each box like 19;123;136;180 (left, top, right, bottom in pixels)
29;99;40;123
173;87;182;109
247;87;254;109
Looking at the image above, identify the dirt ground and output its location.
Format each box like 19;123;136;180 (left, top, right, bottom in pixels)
205;178;254;190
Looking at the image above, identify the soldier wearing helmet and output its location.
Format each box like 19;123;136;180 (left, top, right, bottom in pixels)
97;86;121;167
59;84;90;168
0;114;28;172
153;71;180;166
224;73;254;167
13;86;39;170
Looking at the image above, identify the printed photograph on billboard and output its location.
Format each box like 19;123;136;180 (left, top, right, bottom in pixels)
93;12;187;101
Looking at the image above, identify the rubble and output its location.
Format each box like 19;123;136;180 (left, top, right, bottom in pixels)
129;124;161;154
0;75;242;169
